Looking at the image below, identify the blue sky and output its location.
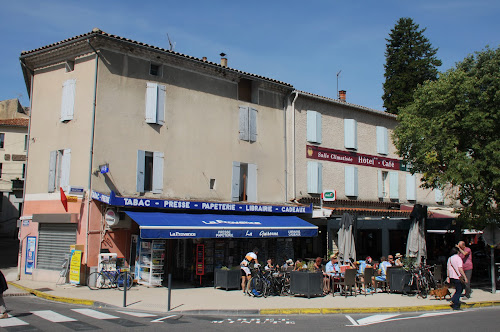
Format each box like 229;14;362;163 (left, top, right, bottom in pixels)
1;0;498;110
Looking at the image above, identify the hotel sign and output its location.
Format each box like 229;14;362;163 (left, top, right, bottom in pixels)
306;145;403;171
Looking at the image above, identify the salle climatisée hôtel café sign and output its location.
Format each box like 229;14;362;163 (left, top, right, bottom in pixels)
306;145;409;171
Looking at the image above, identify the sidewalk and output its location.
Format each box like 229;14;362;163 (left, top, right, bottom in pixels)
4;268;500;315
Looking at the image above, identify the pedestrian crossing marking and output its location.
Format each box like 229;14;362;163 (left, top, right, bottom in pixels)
0;315;29;327
32;310;77;322
72;308;119;320
356;314;400;325
116;310;157;317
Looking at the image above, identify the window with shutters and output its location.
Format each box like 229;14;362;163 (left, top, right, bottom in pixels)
231;161;257;202
239;106;257;142
378;170;399;200
344;119;357;150
145;82;166;125
307;161;322;194
345;166;358;197
48;149;71;192
406;174;417;201
137;150;164;193
378;170;388;198
376;126;388;155
435;188;444;204
307;111;322;144
60;79;76;122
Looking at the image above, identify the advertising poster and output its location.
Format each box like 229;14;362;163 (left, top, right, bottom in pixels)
25;236;36;275
69;250;82;285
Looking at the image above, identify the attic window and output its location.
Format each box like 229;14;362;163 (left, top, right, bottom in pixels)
150;63;161;76
65;60;75;72
238;78;252;102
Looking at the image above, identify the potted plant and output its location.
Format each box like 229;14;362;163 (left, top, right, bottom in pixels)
214;266;240;291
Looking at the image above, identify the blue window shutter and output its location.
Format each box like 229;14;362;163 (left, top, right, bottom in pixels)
231;161;241;201
156;84;166;125
239;106;249;141
60;149;71;192
377;170;384;198
249;107;257;142
406;174;417;201
344;119;357;149
247;163;258;202
136;150;145;192
389;171;399;199
307;161;322;194
376;126;388;155
152;151;164;194
345;166;358;197
60;79;76;121
48;150;57;193
145;83;158;123
307;111;322;143
435;188;444;203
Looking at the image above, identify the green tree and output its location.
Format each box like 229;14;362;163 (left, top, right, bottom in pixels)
394;47;500;227
383;17;442;115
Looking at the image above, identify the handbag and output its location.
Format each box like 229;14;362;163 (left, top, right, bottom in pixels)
450;262;466;285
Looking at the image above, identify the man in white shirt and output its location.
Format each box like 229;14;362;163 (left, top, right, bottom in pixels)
447;247;468;310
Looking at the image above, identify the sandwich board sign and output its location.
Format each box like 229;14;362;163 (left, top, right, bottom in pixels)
322;190;336;202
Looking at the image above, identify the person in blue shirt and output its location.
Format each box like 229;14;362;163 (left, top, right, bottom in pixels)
325;254;340;277
356;256;373;274
374;256;392;290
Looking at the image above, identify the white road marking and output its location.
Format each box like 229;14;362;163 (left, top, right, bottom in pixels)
347;310;467;327
151;315;177;322
356;314;400;325
0;315;29;327
32;310;77;322
72;308;119;320
345;315;359;326
116;310;157;317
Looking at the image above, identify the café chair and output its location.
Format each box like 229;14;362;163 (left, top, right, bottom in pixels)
341;268;358;297
358;267;375;296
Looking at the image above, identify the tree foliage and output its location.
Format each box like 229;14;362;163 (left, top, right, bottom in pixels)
383;17;442;115
394;46;500;227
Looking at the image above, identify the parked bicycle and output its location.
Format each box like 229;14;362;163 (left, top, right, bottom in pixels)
407;264;437;298
87;262;133;291
246;267;291;297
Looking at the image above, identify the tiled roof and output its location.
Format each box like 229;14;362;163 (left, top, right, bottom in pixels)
20;28;292;88
0;118;29;127
324;206;411;217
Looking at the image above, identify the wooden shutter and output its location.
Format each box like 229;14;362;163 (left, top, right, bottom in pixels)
307;161;322;194
156;84;166;125
249;107;257;142
231;161;241;201
377;170;384;198
60;149;71;191
145;82;158;124
345;166;358;196
152;151;164;194
307;110;322;143
435;188;444;203
239;106;249;141
389;171;399;199
48;150;57;192
376;126;388;155
247;163;257;202
406;174;417;201
344;119;357;150
136;150;145;192
60;79;76;121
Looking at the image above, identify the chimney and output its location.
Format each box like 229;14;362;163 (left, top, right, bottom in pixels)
339;90;346;102
220;52;227;67
202;56;207;62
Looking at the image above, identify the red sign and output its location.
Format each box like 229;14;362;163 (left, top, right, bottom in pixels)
196;244;205;276
306;145;401;170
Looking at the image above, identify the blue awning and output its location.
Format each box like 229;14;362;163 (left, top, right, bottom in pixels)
125;212;318;239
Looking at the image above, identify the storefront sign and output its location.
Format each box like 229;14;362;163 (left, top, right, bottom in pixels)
69;250;82;285
92;191;312;214
322;190;336;202
306;145;402;171
143;228;313;239
196;244;204;276
25;236;36;275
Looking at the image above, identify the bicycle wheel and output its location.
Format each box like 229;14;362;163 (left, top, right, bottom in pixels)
87;272;105;290
249;276;264;297
116;272;134;291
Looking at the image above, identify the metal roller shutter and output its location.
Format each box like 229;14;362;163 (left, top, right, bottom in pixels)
37;223;77;270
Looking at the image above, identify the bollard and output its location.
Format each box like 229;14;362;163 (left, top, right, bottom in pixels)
123;270;127;307
167;273;172;311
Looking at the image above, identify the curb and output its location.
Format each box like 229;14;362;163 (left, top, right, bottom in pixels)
7;282;96;307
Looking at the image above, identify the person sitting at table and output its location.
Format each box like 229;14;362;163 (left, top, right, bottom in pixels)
373;256;392;291
282;258;294;271
313;257;323;272
264;258;274;271
394;253;404;267
294;258;306;271
356;256;373;275
324;254;340;294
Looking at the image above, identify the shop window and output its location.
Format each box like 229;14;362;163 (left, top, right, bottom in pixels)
344;119;357;150
307;110;322;144
239;106;257;142
231;161;257;202
60;79;76;122
48;149;71;192
137;150;164;193
345;166;358;197
307;161;322;194
376;126;388;155
145;82;166;125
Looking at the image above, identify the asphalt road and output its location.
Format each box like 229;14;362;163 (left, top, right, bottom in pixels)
1;296;498;331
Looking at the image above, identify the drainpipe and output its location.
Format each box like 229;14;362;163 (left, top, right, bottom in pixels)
86;40;99;266
291;91;299;200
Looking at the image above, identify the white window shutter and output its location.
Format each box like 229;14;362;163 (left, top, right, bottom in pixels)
247;163;258;202
345;166;358;197
60;79;76;121
60;149;71;191
389;171;399;199
376;126;388;155
48;150;57;192
307;110;322;143
152;151;164;194
249;107;257;142
136;150;145;192
406;174;417;201
377;170;384;198
307;161;322;194
239;106;249;141
435;188;444;203
231;161;241;201
145;83;158;123
156;84;166;125
344;119;357;149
